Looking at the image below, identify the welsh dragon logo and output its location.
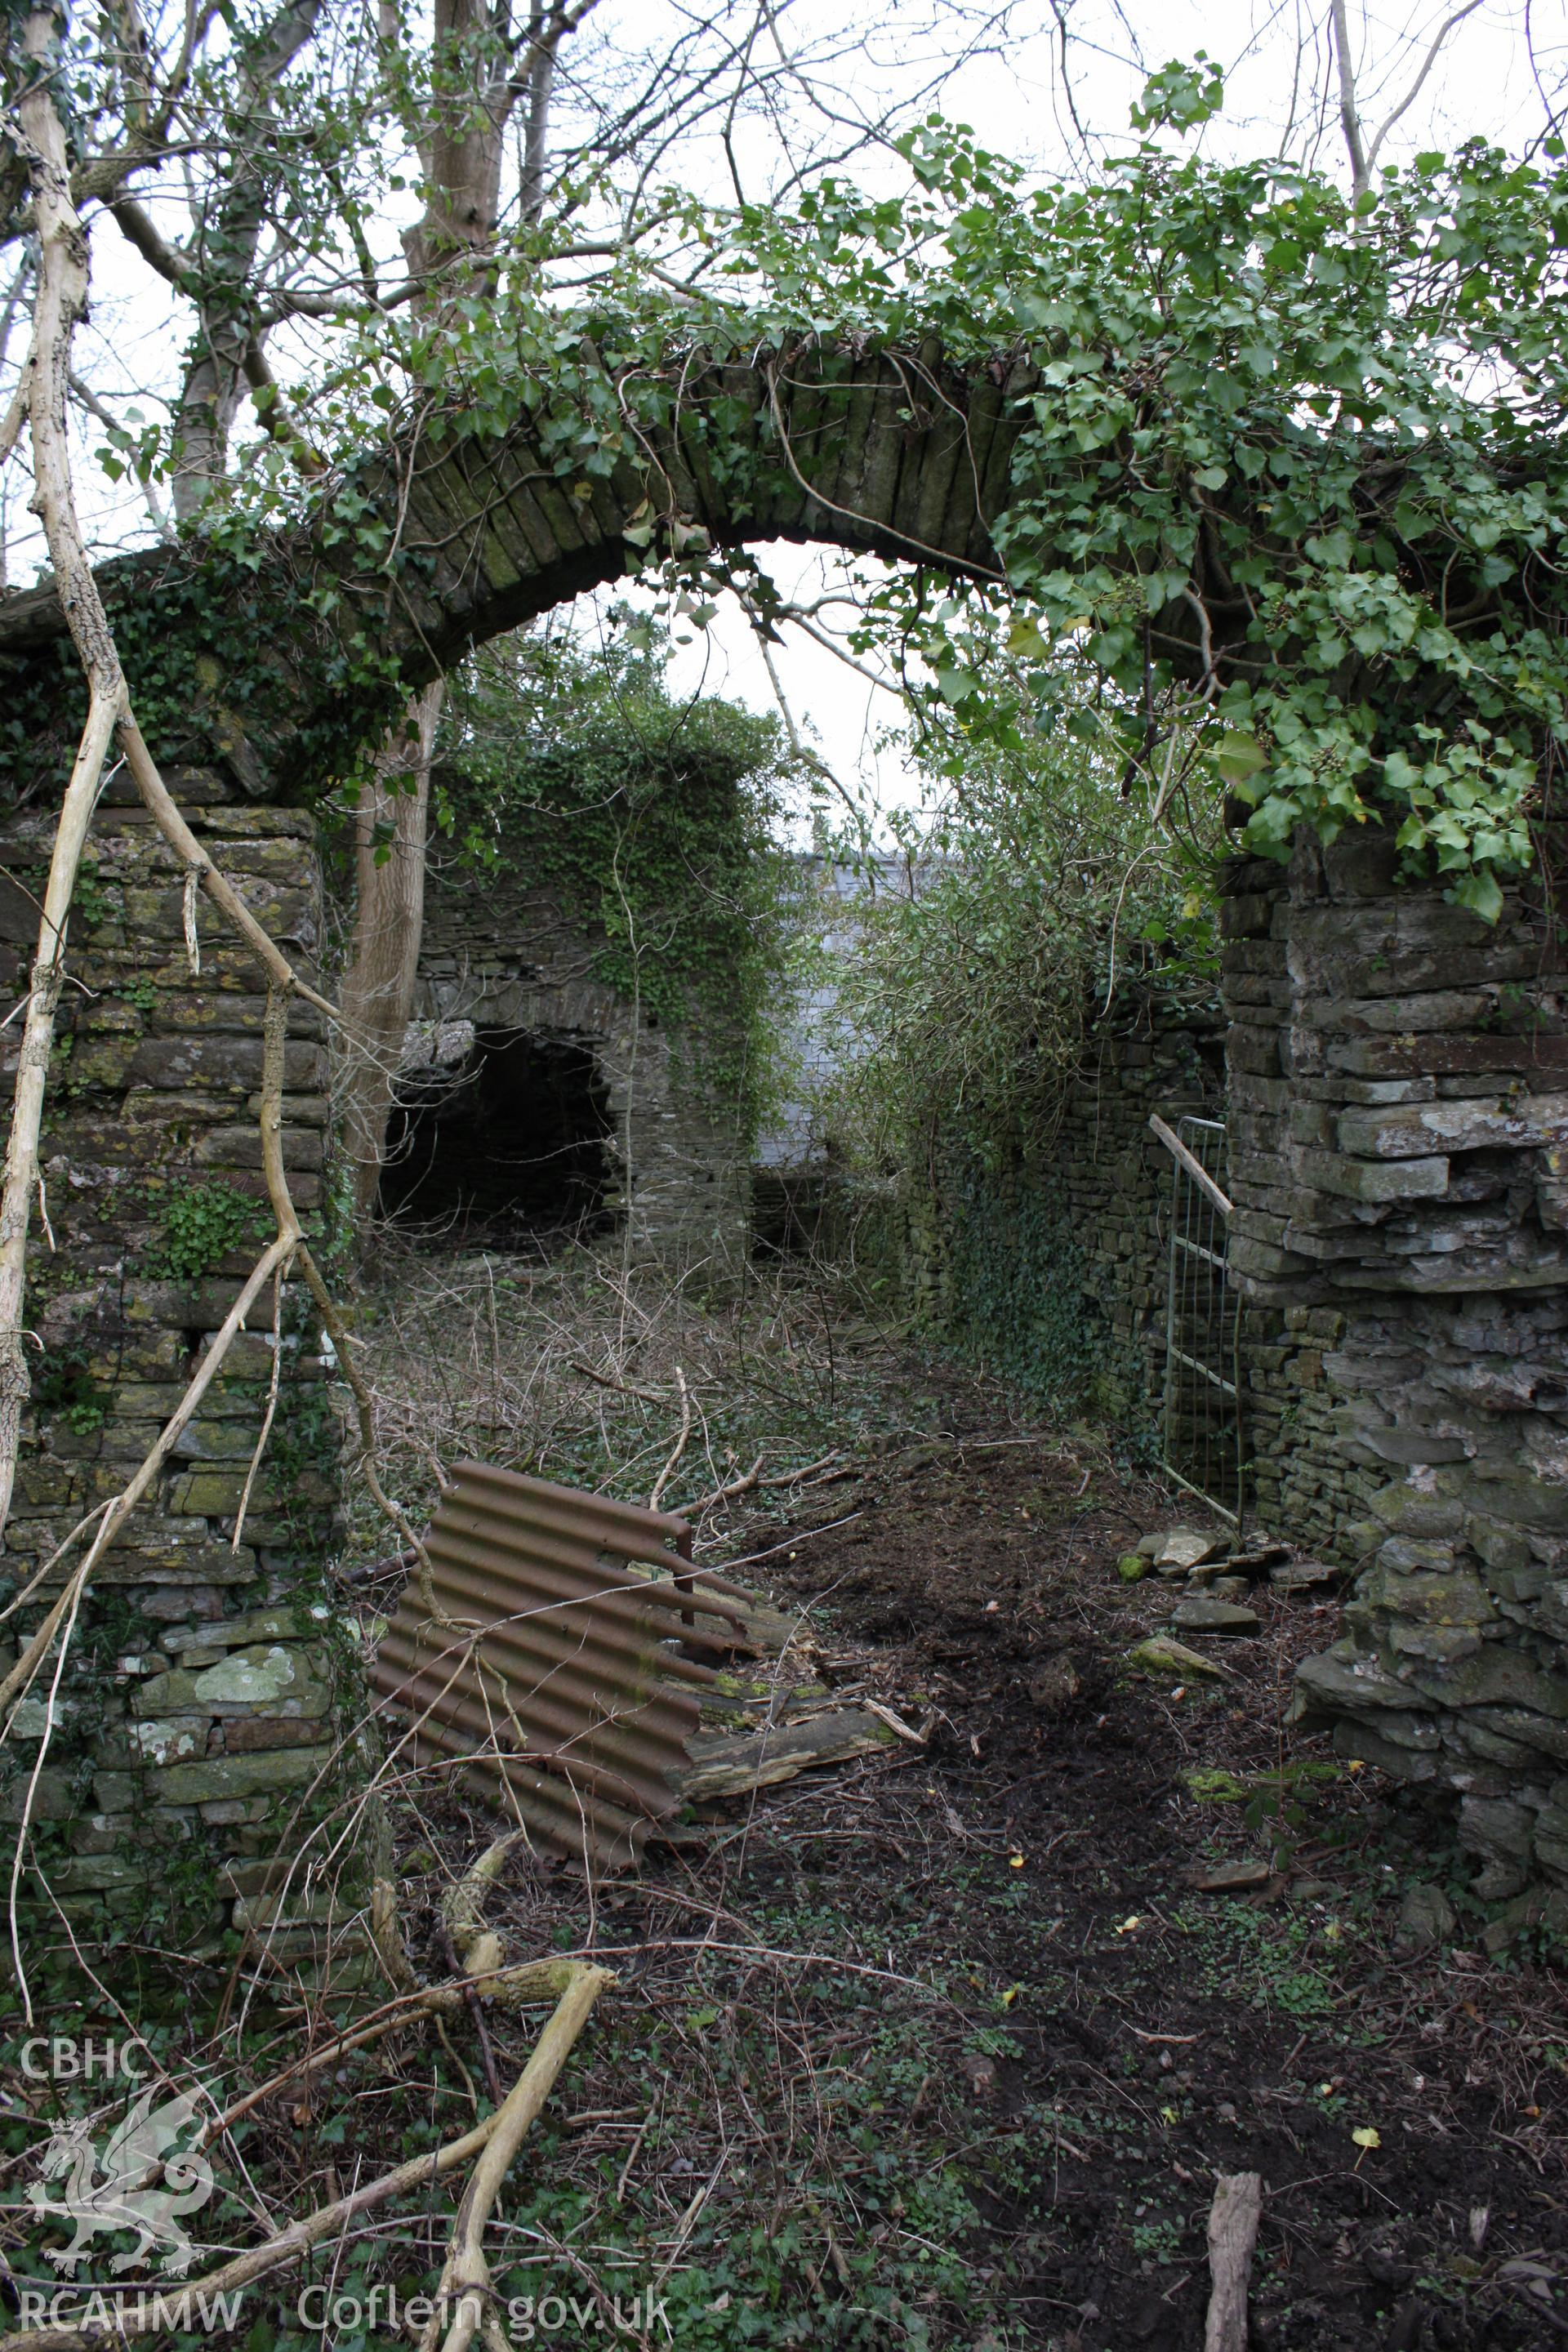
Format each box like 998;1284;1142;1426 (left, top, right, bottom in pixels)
28;2085;213;2276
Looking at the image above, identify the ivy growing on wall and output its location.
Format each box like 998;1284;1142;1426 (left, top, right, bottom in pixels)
814;688;1211;1430
430;620;804;1148
0;541;404;810
715;110;1568;919
942;1172;1152;1431
142;1180;271;1281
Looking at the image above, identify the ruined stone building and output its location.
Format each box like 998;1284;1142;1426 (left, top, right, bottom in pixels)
381;840;752;1268
1;325;1566;1948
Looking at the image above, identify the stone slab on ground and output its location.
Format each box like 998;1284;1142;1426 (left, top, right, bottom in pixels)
1127;1635;1235;1681
1171;1597;1261;1636
1395;1882;1457;1951
1183;1859;1273;1892
1153;1528;1228;1572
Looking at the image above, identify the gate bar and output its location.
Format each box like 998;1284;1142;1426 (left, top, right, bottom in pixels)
1148;1113;1233;1218
1150;1111;1245;1530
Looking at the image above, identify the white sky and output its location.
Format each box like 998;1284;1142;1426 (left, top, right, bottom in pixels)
33;0;1568;841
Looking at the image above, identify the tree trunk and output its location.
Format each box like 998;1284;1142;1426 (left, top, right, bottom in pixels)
338;2;583;1220
0;9;133;1541
338;0;514;1221
167;0;327;519
339;681;442;1222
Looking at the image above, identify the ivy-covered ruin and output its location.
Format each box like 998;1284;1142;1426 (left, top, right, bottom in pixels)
3;121;1568;1945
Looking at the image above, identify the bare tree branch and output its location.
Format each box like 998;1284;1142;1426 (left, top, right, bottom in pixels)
1332;0;1485;198
67;366;175;536
1365;0;1484;179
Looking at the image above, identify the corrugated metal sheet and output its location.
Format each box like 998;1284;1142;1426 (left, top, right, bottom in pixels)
369;1461;747;1873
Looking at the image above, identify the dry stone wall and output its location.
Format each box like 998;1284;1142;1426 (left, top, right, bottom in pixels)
1052;1012;1228;1409
0;772;369;1962
1219;830;1568;1898
887;992;1226;1431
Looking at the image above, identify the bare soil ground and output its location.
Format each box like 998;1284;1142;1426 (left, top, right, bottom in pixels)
387;1345;1568;2352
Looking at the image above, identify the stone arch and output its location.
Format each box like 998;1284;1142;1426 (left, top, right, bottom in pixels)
365;348;1027;680
1;338;1566;1933
0;343;1218;794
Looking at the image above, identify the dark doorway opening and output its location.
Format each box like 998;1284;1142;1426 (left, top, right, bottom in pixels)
751;1169;831;1263
381;1027;617;1252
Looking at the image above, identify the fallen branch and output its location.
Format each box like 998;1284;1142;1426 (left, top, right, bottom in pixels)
1204;2170;1263;2352
368;1873;423;1993
681;1452;765;1515
443;1828;532;1962
675;1707;897;1801
648;1363;690;1511
416;1964;612;2352
340;1545;420;1588
0;1961;612;2352
439;1922;503;2107
568;1357;669;1406
679;1449;843;1518
203;1953;589;2149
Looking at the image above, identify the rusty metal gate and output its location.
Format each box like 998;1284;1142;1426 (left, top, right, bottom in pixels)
1149;1113;1245;1525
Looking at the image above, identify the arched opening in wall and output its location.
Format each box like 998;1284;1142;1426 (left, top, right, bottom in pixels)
380;1025;617;1253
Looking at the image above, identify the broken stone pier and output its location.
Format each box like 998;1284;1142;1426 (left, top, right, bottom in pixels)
1222;827;1568;1897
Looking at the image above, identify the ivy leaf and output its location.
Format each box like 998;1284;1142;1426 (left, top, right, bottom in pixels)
1130;53;1224;133
1212;731;1267;786
1449;866;1504;924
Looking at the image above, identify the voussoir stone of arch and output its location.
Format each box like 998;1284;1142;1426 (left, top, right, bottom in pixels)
307;347;1043;707
0;341;1221;800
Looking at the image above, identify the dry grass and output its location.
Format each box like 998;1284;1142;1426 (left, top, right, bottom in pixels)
342;1234;1016;1564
